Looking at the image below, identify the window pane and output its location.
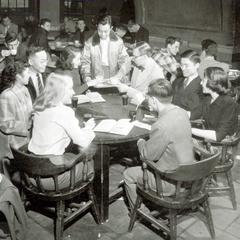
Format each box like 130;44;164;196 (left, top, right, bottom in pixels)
17;0;28;8
1;0;9;8
9;0;17;8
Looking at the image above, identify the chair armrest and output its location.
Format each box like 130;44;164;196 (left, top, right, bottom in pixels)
62;151;87;169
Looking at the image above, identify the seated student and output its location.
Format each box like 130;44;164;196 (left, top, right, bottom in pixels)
28;18;51;52
123;78;195;210
0;61;32;176
72;19;91;45
117;42;164;105
55;46;82;93
0;33;28;67
126;19;149;44
28;72;96;190
0;15;18;38
152;36;181;82
192;67;238;141
198;39;230;80
172;50;203;117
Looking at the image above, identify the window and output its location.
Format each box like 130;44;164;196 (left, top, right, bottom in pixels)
0;0;29;9
63;0;84;18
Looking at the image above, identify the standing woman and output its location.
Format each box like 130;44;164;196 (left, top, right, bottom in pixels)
28;72;95;190
0;61;32;176
192;66;238;141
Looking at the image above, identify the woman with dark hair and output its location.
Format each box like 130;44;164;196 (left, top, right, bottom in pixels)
0;61;32;176
192;67;238;141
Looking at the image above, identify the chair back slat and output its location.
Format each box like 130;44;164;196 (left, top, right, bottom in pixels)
142;150;220;199
36;177;45;193
163;151;220;182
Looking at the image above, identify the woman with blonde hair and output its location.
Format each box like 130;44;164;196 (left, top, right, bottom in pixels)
191;66;238;141
28;72;95;190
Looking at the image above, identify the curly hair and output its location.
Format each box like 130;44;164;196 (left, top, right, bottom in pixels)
205;67;230;95
0;61;27;93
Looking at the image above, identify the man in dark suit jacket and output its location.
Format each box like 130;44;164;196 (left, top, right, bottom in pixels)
126;19;149;44
28;18;51;52
172;50;203;117
26;46;48;102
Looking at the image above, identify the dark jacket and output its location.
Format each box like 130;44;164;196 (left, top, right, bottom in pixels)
191;94;238;141
0;175;28;240
125;25;149;44
28;27;49;51
72;26;92;44
172;76;204;116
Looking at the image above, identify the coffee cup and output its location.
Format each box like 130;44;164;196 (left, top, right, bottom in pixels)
122;94;128;105
71;96;78;108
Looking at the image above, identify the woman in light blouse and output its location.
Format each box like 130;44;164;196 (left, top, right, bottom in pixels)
0;61;32;176
28;72;95;190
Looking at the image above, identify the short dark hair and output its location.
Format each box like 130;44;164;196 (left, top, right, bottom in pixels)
148;78;173;103
201;39;217;58
181;49;200;64
27;46;46;58
205;67;230;95
2;14;11;20
165;36;181;47
97;15;112;26
40;18;51;26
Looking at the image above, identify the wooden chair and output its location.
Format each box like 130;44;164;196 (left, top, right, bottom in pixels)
10;144;100;240
128;147;220;240
203;133;240;210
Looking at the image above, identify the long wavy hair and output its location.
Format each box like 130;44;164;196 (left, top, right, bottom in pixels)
0;61;27;94
33;72;72;112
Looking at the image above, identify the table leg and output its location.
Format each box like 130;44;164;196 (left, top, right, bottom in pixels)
94;144;110;223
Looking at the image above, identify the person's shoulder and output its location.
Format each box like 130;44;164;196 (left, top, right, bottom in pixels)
221;94;236;105
0;88;14;100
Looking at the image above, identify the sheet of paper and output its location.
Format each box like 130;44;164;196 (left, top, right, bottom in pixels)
132;120;151;131
94;119;117;132
110;119;133;136
86;92;106;103
75;94;91;104
94;119;133;135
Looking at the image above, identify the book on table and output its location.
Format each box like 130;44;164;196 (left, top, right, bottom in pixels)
75;92;106;104
94;119;133;136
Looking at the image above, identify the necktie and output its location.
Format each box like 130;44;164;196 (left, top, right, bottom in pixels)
183;78;188;89
37;74;43;95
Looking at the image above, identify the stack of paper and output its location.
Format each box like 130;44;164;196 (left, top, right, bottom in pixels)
75;92;106;104
94;119;133;136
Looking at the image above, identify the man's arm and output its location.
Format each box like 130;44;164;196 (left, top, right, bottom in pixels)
80;41;92;82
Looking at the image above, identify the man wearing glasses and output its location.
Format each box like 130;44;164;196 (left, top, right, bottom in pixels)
123;79;194;211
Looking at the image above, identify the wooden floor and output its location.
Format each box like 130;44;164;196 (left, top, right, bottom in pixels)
1;161;240;240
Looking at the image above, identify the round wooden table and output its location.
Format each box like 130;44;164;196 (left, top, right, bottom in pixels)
75;94;150;222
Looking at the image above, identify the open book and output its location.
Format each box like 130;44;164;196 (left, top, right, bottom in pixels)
75;92;106;104
94;119;133;136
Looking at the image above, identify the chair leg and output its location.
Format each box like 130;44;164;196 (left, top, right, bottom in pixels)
128;195;142;232
202;199;215;239
55;200;65;240
88;185;101;224
226;170;237;210
169;209;177;240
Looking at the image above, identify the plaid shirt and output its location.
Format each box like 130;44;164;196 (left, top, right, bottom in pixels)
0;85;32;158
153;48;180;77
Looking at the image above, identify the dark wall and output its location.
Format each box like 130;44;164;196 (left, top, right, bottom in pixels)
138;0;233;45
